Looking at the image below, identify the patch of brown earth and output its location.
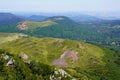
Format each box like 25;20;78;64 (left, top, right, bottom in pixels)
60;50;78;62
53;50;79;67
53;59;67;67
17;20;28;30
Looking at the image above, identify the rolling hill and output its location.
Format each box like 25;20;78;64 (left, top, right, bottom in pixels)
68;14;102;22
0;37;120;80
17;20;58;30
16;16;78;31
0;15;120;50
0;13;23;26
0;33;27;44
0;14;120;79
16;16;120;49
26;15;48;21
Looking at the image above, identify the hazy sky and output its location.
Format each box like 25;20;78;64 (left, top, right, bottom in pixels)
0;0;120;12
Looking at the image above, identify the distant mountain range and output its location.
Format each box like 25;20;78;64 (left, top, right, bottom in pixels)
0;12;120;49
0;13;23;26
67;14;102;22
0;13;48;26
26;15;47;21
1;12;120;25
0;12;120;80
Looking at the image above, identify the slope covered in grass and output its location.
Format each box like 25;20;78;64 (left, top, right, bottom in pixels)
17;20;58;30
0;16;120;50
0;33;27;44
0;37;120;80
0;49;54;80
16;16;120;50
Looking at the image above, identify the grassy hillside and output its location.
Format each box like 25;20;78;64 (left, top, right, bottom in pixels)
0;49;54;80
0;16;120;50
0;33;27;44
16;16;120;50
27;20;57;29
17;20;58;30
0;37;120;80
17;16;77;31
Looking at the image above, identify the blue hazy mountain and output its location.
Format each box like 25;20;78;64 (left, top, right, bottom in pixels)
0;13;23;26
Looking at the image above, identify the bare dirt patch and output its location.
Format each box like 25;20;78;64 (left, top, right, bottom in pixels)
53;50;79;67
53;59;67;67
17;21;28;30
60;50;78;62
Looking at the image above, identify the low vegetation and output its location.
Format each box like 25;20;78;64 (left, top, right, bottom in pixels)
0;37;120;80
0;15;120;80
0;16;120;50
0;33;27;44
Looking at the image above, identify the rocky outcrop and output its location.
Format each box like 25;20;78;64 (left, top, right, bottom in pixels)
50;68;76;80
22;53;29;60
6;59;15;66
